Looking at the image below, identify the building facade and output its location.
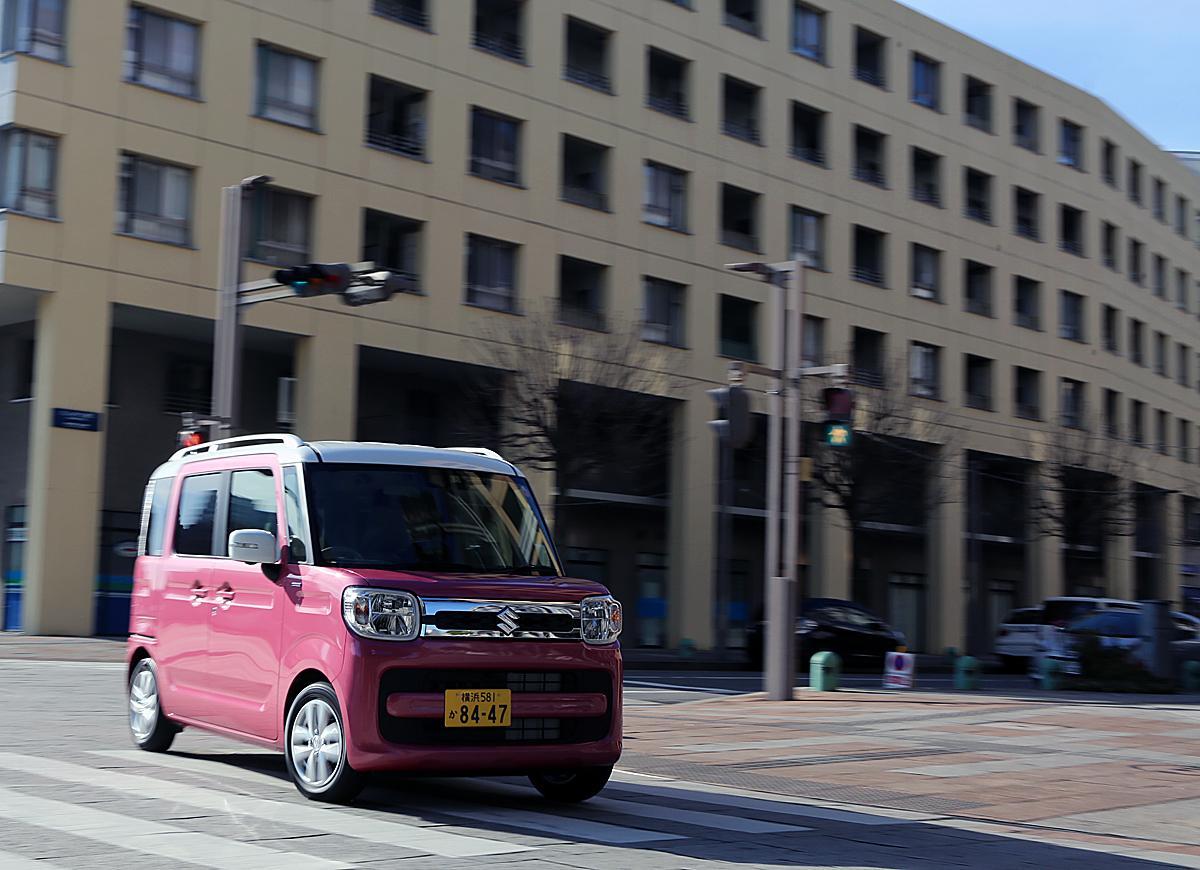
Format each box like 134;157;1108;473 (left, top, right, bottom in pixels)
2;0;1200;650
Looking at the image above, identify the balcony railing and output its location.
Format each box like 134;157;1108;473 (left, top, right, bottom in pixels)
965;112;991;132
560;304;607;332
1015;218;1039;240
791;143;824;165
1104;254;1118;270
966;296;992;317
853;264;884;286
966;391;992;411
855;66;885;87
965;202;992;223
912;182;940;206
1059;238;1084;256
564;64;611;93
373;0;428;28
647;91;688;119
470;157;519;185
1014;131;1037;151
562;185;608;211
852;368;885;387
1015;311;1040;330
721;228;759;251
724;13;759;36
723;118;760;144
854;163;885;186
1016;402;1040;420
474;31;524;63
366;128;425;159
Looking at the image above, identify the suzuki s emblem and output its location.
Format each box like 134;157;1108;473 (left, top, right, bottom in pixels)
496;607;520;635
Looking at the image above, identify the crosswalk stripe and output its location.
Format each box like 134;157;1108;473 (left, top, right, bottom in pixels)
0;786;341;870
0;850;70;869
1;753;531;859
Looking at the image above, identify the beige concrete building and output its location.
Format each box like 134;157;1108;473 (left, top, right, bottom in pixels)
2;0;1200;652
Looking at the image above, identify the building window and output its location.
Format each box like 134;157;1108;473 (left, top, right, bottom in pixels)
1153;178;1167;222
1156;409;1169;455
646;48;689;119
1102;304;1119;354
1130;399;1145;446
561;134;609;211
852;327;886;387
256;44;317;129
366;75;427;159
0;128;57;218
911;243;940;300
564;17;611;92
465;233;518;312
473;0;524;63
1178;268;1190;312
1127;159;1143;205
964;76;992;131
911;147;941;206
789;206;824;269
362;209;422;293
792;2;825;62
643;160;687;230
1059;290;1085;342
1060;379;1085;429
469;107;521;185
790;101;825;165
854;27;886;87
1058;119;1083;169
559;256;607;331
1014;276;1040;330
964;167;992;223
1153;254;1167;297
1129;238;1144;285
373;0;428;29
1014;367;1040;420
1104;389;1120;439
1180;419;1191;463
802;314;825;367
10;337;33;400
125;6;198;97
719;294;758;361
1154;331;1168;377
911;53;940;110
964;354;993;411
909;342;940;399
1014;187;1040;240
1102;221;1119;271
246;186;311;266
1;0;65;62
1101;139;1118;187
853;225;886;286
117;153;192;245
723;0;759;36
1179;343;1190;388
853;125;886;187
964;260;993;316
1013;98;1038;151
720;183;759;251
722;75;762;144
1059;204;1085;256
1176;195;1190;238
642;277;685;347
1130;319;1144;366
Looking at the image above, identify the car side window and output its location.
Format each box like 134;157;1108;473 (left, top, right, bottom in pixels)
141;479;172;557
174;473;222;556
229;469;279;539
282;466;310;562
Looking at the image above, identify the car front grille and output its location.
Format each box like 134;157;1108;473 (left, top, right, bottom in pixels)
420;599;582;640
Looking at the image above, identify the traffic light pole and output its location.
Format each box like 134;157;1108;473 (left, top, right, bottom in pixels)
211;182;246;441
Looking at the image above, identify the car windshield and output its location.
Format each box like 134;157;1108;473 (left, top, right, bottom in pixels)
1067;611;1139;638
1043;600;1101;628
305;464;561;575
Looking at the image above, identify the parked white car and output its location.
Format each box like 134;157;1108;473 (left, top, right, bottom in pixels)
1027;597;1140;681
1031;605;1200;680
993;606;1042;670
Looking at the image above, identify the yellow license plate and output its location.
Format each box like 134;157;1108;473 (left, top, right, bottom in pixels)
444;689;512;728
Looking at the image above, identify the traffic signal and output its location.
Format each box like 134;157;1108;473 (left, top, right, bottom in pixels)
176;427;206;449
821;386;854;448
708;385;753;450
341;271;408;307
273;263;353;298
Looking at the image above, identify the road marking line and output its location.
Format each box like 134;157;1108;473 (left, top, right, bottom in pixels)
584;796;809;834
623;680;744;695
896;754;1102;778
2;753;530;858
0;786;341;870
0;850;69;869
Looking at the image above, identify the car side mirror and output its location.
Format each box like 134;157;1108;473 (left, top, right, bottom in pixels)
228;529;281;565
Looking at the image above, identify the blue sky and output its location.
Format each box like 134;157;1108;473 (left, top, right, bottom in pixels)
898;0;1199;151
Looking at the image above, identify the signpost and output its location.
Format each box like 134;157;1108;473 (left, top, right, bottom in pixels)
883;651;916;689
51;408;101;432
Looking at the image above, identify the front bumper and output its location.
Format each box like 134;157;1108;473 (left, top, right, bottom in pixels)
335;637;623;774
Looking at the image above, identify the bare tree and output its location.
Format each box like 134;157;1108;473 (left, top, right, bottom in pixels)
1028;421;1135;545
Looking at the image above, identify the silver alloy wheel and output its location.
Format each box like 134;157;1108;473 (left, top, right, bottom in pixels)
290;698;343;790
129;664;159;742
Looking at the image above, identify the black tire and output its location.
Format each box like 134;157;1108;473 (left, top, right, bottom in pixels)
128;657;177;753
529;766;613;803
283;682;364;804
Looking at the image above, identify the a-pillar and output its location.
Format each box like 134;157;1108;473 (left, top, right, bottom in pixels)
22;286;111;635
1105;479;1134;600
667;393;715;650
294;314;357;441
1026;461;1063;604
928;448;965;653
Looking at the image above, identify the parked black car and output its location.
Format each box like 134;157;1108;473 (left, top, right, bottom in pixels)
745;598;906;670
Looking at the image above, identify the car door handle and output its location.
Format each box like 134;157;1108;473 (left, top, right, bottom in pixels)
189;583;209;604
214;584;235;606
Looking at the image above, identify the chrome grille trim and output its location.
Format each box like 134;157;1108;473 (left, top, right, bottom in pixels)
420;598;582;640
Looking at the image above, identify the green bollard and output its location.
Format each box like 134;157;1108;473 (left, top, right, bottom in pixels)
810;651;841;691
1040;657;1062;691
954;655;980;690
678;638;695;659
1184;661;1200;692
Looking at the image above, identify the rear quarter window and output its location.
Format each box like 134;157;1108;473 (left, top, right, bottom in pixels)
143;479;173;557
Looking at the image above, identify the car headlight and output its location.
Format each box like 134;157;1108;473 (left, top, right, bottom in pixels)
581;595;623;645
342;587;420;641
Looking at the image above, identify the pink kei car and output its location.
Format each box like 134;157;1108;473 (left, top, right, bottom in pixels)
126;435;623;803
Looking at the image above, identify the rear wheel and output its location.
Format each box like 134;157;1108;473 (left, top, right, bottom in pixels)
529;766;613;803
284;682;364;804
128;658;177;753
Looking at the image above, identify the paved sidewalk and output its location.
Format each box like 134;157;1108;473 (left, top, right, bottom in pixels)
622;689;1200;865
0;635;125;661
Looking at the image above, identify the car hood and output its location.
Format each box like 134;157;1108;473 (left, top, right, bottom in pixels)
334;568;611;603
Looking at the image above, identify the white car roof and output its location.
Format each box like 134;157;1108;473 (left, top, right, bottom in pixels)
150;434;520;480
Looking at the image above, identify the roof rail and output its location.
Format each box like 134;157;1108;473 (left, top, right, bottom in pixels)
445;447;508;463
171;433;306;461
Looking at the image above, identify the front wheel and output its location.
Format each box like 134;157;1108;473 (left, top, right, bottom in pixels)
529;766;613;803
284;682;364;803
128;657;177;752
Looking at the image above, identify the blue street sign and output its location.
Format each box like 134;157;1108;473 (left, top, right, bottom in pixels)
52;408;101;432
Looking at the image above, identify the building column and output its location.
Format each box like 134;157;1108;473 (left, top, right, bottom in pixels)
1105;479;1134;600
22;288;111;636
814;501;851;600
1026;461;1063;605
1164;492;1184;605
294;316;357;441
667;393;715;650
928;448;965;653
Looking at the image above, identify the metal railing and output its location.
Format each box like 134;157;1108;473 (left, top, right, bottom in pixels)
852;369;885;387
1015;311;1040;330
790;143;824;165
853;264;884;285
473;31;524;63
966;392;992;411
723;118;760;143
1015;218;1039;240
855;66;885;87
912;183;940;205
373;0;428;28
966;296;993;317
1016;402;1040;420
721;229;759;251
965;202;992;223
854;164;885;186
647;91;688;118
724;13;759;36
564;64;611;92
470;157;520;185
560;304;607;332
965;112;991;132
1059;238;1084;256
366;128;425;158
562;185;608;211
